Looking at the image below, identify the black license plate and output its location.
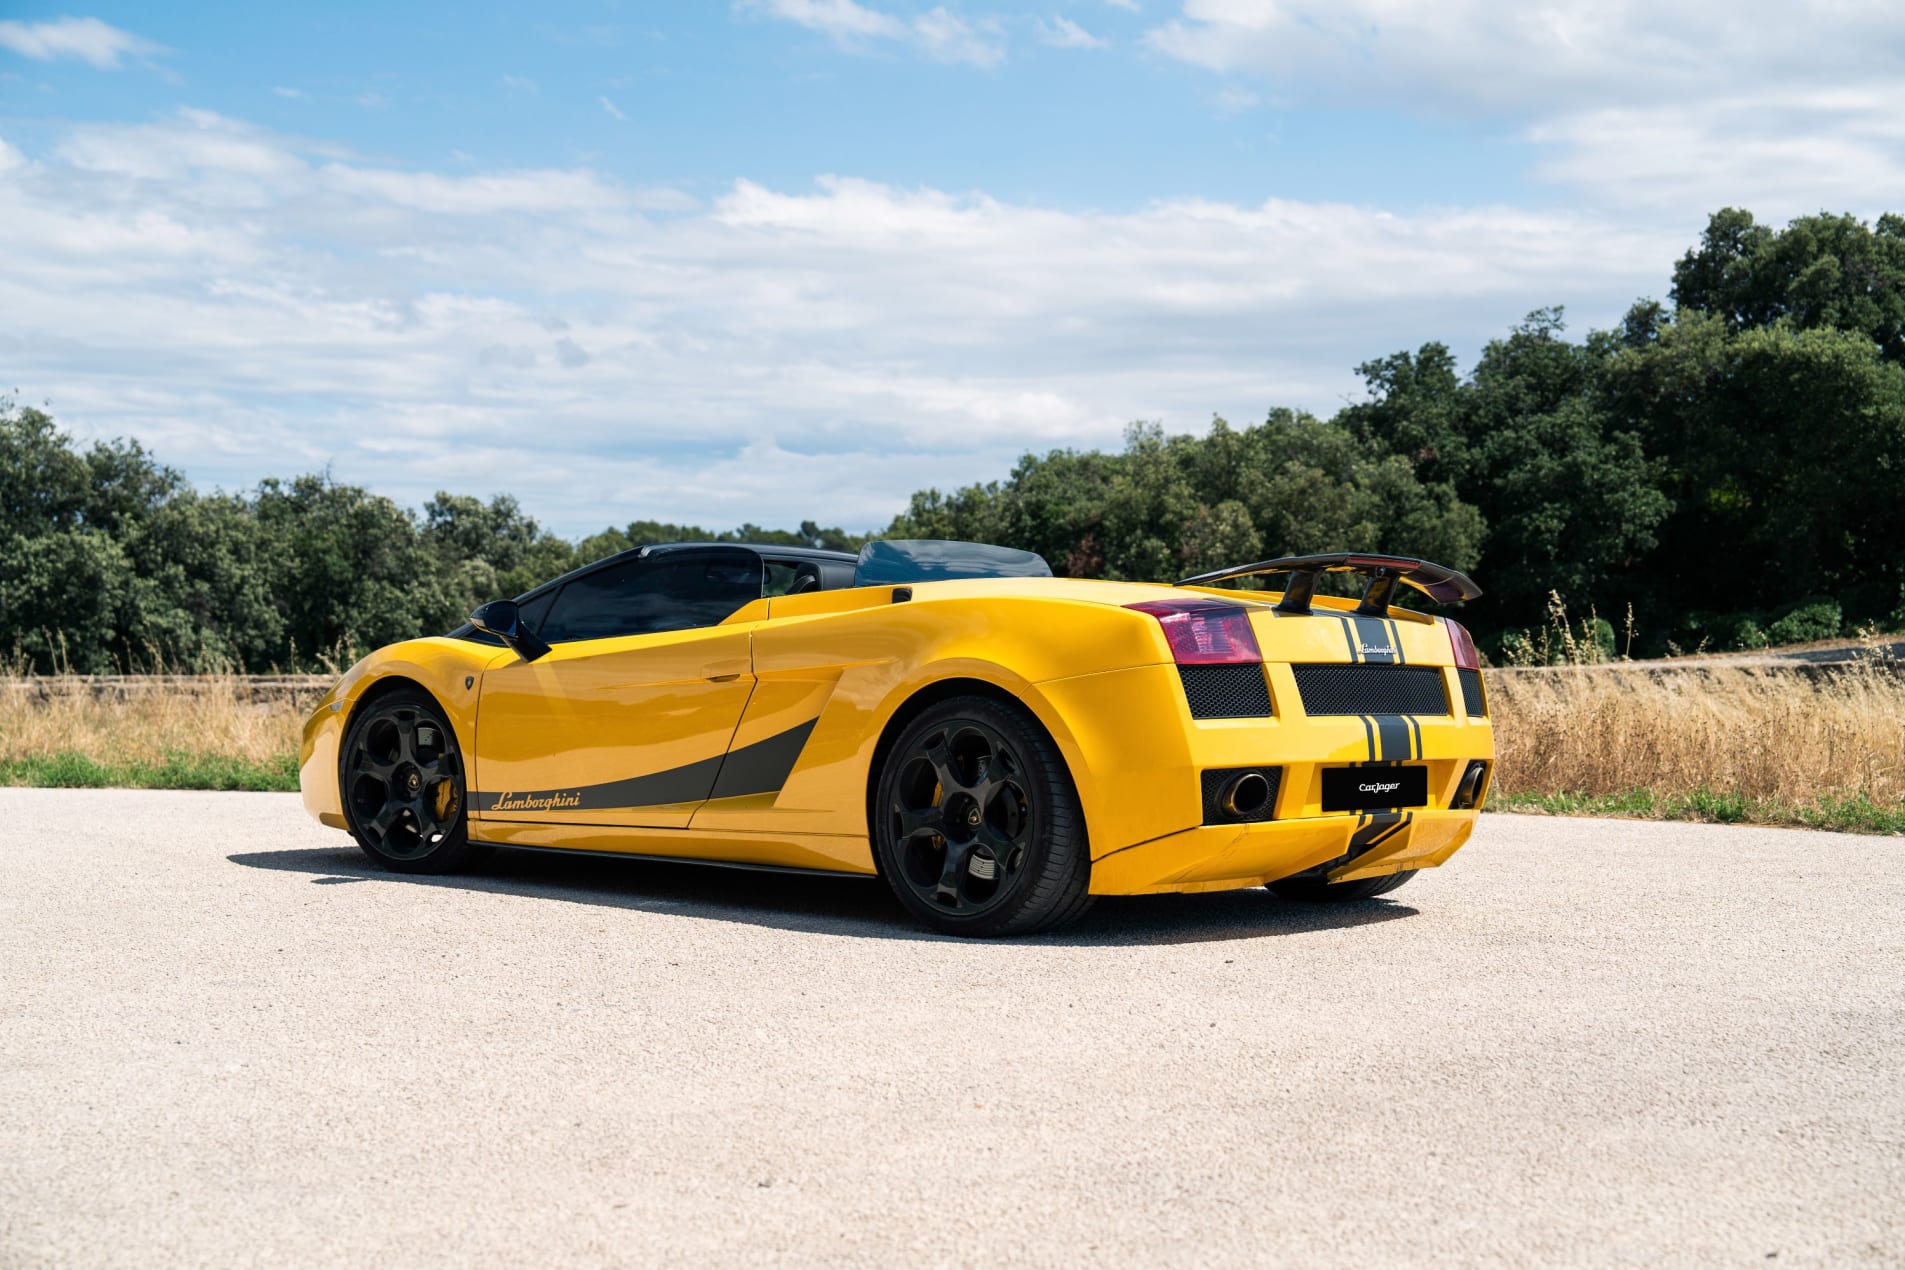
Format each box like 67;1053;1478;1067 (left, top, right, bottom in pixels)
1322;765;1428;812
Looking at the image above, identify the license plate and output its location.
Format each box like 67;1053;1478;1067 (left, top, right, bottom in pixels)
1322;765;1428;812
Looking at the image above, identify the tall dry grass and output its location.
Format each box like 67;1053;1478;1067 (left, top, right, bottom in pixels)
0;671;315;769
1490;659;1905;807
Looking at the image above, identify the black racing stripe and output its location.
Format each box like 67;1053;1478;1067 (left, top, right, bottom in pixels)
1373;715;1411;761
1346;810;1400;854
1406;714;1423;759
1359;714;1376;761
474;719;816;814
708;718;818;799
1350;615;1398;665
1387;618;1407;664
1337;615;1361;663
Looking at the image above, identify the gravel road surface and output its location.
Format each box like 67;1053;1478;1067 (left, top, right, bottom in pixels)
2;790;1900;1267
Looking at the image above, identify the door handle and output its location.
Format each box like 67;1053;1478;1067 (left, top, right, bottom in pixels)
706;673;742;682
701;656;750;682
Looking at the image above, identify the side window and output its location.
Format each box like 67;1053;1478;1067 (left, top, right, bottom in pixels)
539;551;762;643
516;588;557;634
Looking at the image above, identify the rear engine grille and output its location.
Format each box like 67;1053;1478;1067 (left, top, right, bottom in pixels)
1178;664;1273;719
1292;664;1449;716
1201;766;1282;824
1458;668;1487;717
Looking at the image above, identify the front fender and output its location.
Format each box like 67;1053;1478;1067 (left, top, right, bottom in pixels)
297;638;511;828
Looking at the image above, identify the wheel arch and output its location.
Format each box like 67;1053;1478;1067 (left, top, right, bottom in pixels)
332;674;441;805
862;676;1089;867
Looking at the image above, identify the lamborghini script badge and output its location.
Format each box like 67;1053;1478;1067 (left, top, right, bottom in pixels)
490;791;584;812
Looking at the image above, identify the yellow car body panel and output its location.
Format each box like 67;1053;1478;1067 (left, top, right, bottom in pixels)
300;574;1494;895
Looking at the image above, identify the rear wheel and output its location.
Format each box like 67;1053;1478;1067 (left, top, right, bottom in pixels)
340;688;485;874
1268;869;1416;903
873;696;1092;937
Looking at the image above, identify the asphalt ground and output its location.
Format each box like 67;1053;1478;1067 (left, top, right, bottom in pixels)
2;790;1900;1267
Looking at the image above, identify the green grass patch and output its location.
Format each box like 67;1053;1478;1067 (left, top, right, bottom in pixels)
0;750;298;792
1490;787;1905;835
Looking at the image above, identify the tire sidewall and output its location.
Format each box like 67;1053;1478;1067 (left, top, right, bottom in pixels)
872;694;1085;936
340;688;472;873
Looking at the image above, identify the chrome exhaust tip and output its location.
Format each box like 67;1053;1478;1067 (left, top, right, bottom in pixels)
1220;771;1272;818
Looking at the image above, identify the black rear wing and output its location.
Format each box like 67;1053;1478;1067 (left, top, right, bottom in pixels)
1176;553;1480;616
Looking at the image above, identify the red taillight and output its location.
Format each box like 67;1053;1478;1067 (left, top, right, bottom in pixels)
1447;619;1480;670
1126;599;1263;665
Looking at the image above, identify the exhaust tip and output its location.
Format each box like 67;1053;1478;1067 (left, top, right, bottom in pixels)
1452;760;1489;809
1220;771;1272;818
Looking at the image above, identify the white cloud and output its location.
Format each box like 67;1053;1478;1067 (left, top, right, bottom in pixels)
1;109;1676;535
1104;0;1141;11
1531;86;1905;217
1212;85;1257;115
1145;1;1905;217
501;74;538;94
912;8;1005;66
747;0;905;41
271;86;305;100
746;0;1005;67
599;94;628;121
1036;16;1107;50
0;16;161;68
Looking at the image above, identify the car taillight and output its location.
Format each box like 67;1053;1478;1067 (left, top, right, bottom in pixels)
1447;619;1480;670
1126;599;1262;665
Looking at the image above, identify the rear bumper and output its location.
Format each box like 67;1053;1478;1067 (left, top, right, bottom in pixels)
1035;662;1495;865
1088;808;1477;896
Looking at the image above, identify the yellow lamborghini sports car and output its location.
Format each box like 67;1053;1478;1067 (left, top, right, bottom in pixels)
299;540;1493;936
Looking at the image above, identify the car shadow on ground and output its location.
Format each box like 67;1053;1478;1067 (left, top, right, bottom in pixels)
228;845;1417;947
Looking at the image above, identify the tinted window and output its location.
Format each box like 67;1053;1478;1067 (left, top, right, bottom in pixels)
540;551;761;643
517;588;557;634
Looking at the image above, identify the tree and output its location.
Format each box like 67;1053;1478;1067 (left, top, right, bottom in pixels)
1344;311;1670;635
1605;312;1905;627
1672;208;1905;364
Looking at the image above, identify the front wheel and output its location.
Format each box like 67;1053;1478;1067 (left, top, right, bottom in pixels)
340;688;486;874
873;696;1092;937
1268;869;1416;903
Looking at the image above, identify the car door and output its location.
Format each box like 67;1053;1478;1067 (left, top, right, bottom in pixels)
471;548;763;830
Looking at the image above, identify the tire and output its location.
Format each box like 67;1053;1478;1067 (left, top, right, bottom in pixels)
1268;868;1416;903
872;695;1093;937
339;688;486;874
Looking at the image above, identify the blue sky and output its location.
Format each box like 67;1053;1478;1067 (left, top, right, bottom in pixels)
3;2;1902;536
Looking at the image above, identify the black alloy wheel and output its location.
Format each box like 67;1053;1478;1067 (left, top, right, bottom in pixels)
874;695;1091;937
341;689;484;874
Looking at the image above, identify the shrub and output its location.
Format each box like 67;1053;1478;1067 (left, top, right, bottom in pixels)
1768;599;1842;645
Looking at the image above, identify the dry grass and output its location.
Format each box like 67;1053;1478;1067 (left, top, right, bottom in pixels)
1489;658;1905;831
0;671;318;790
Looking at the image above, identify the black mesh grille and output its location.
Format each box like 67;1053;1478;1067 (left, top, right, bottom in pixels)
1458;668;1487;717
1201;766;1282;824
1178;664;1273;719
1292;664;1449;716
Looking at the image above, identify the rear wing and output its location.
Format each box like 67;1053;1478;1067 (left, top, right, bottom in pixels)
1176;553;1481;616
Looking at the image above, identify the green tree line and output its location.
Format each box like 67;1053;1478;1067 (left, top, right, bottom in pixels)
5;207;1904;672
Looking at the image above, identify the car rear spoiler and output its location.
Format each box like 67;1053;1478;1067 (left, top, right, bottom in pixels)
1175;553;1481;616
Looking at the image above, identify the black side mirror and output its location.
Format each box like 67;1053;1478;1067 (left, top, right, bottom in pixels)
469;599;551;663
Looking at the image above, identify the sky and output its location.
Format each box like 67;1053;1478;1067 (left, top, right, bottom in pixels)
3;1;1903;538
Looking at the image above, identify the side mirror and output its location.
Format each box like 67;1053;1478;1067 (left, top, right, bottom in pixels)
469;599;551;663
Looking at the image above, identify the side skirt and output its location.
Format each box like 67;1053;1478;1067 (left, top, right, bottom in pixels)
471;839;876;880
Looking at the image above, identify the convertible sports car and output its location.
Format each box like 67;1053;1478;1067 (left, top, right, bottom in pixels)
300;539;1493;936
